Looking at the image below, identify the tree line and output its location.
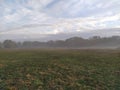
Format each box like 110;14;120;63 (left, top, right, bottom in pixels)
0;36;120;49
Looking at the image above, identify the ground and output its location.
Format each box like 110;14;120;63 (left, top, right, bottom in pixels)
0;49;120;90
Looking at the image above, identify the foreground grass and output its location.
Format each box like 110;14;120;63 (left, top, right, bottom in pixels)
0;49;120;90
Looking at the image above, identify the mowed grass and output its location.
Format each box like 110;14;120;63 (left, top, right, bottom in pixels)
0;49;120;90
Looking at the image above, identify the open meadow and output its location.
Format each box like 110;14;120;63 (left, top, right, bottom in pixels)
0;49;120;90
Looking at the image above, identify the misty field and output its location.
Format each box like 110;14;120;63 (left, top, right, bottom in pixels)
0;49;120;90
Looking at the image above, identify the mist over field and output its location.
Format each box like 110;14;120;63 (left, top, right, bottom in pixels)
1;36;120;49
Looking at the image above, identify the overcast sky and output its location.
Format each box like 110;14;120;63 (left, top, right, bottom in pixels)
0;0;120;41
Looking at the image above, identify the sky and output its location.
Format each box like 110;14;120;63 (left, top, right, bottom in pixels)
0;0;120;41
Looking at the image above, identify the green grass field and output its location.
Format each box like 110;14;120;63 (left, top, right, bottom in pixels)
0;49;120;90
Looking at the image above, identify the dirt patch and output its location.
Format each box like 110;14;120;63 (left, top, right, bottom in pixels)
0;64;4;68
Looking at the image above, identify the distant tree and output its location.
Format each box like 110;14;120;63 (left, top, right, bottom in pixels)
111;36;120;40
3;40;17;48
0;42;2;48
22;41;37;48
90;36;101;40
16;42;22;48
65;37;86;47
